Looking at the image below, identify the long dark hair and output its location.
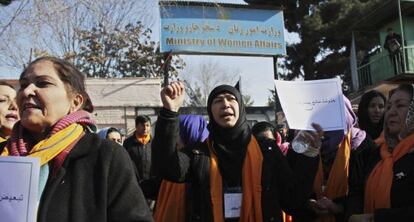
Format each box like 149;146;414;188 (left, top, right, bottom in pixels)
357;90;386;139
20;57;94;112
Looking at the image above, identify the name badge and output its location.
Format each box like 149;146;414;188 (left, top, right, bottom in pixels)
224;187;242;219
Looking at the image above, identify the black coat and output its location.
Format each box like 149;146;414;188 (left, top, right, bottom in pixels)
346;141;414;222
123;135;160;199
152;109;319;222
0;133;153;222
291;137;376;222
124;135;153;181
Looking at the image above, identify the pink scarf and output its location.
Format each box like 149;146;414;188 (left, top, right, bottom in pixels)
7;110;95;156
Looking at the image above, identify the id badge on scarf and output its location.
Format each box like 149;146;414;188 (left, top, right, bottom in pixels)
224;186;242;219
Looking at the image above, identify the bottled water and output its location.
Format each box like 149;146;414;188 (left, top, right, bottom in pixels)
291;131;310;153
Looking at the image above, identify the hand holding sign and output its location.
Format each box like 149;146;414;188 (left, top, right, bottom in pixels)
274;78;346;131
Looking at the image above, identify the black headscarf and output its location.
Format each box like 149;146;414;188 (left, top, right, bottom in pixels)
357;90;386;139
207;85;251;187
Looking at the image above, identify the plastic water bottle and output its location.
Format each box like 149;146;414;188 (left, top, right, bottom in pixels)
291;131;310;153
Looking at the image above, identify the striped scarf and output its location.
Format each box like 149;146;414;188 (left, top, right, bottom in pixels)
0;136;5;143
1;111;95;167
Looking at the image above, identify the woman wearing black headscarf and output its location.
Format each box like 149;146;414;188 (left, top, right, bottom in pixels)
357;90;386;140
153;82;321;222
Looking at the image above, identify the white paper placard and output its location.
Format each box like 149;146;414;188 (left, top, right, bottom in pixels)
0;156;40;222
274;78;346;131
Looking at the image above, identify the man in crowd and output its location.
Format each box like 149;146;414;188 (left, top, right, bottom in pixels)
384;27;403;74
124;115;160;207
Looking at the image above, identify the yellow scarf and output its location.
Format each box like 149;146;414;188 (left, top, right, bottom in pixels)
209;136;263;222
136;133;151;145
1;123;84;166
0;136;5;143
313;132;351;222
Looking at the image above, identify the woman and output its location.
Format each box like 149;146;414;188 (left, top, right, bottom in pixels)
0;81;19;141
153;82;322;222
347;84;414;222
252;121;290;155
154;114;209;222
98;127;123;144
291;96;373;222
0;57;152;222
357;90;386;140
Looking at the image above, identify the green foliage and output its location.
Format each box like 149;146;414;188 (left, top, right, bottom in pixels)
280;0;382;84
66;22;184;78
0;0;12;6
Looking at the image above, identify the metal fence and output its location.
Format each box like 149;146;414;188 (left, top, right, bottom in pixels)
357;46;414;89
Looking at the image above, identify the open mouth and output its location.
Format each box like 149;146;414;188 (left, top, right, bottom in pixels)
5;113;18;121
220;113;234;118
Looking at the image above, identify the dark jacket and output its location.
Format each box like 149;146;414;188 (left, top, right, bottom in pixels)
124;135;153;180
291;137;375;222
0;133;153;222
124;134;160;199
152;109;319;222
384;33;402;54
346;141;414;222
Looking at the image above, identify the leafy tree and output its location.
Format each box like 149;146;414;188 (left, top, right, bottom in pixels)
283;0;382;81
246;0;382;91
68;22;184;78
0;0;12;6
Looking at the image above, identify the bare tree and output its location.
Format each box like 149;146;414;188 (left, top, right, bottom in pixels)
182;59;242;106
0;0;156;69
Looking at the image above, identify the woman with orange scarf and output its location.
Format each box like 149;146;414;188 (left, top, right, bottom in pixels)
153;82;322;222
0;57;152;222
290;96;372;222
154;114;209;222
0;81;19;142
347;84;414;222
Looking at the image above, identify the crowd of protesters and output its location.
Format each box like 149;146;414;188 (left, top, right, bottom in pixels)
0;56;413;222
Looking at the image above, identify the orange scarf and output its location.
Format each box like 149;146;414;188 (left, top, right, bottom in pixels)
364;132;414;213
374;132;385;146
154;180;186;222
209;136;263;222
313;132;351;222
136;133;150;145
282;211;293;222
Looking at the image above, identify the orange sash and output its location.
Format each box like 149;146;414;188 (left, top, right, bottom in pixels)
364;132;414;213
154;180;186;222
209;136;263;222
313;132;351;222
